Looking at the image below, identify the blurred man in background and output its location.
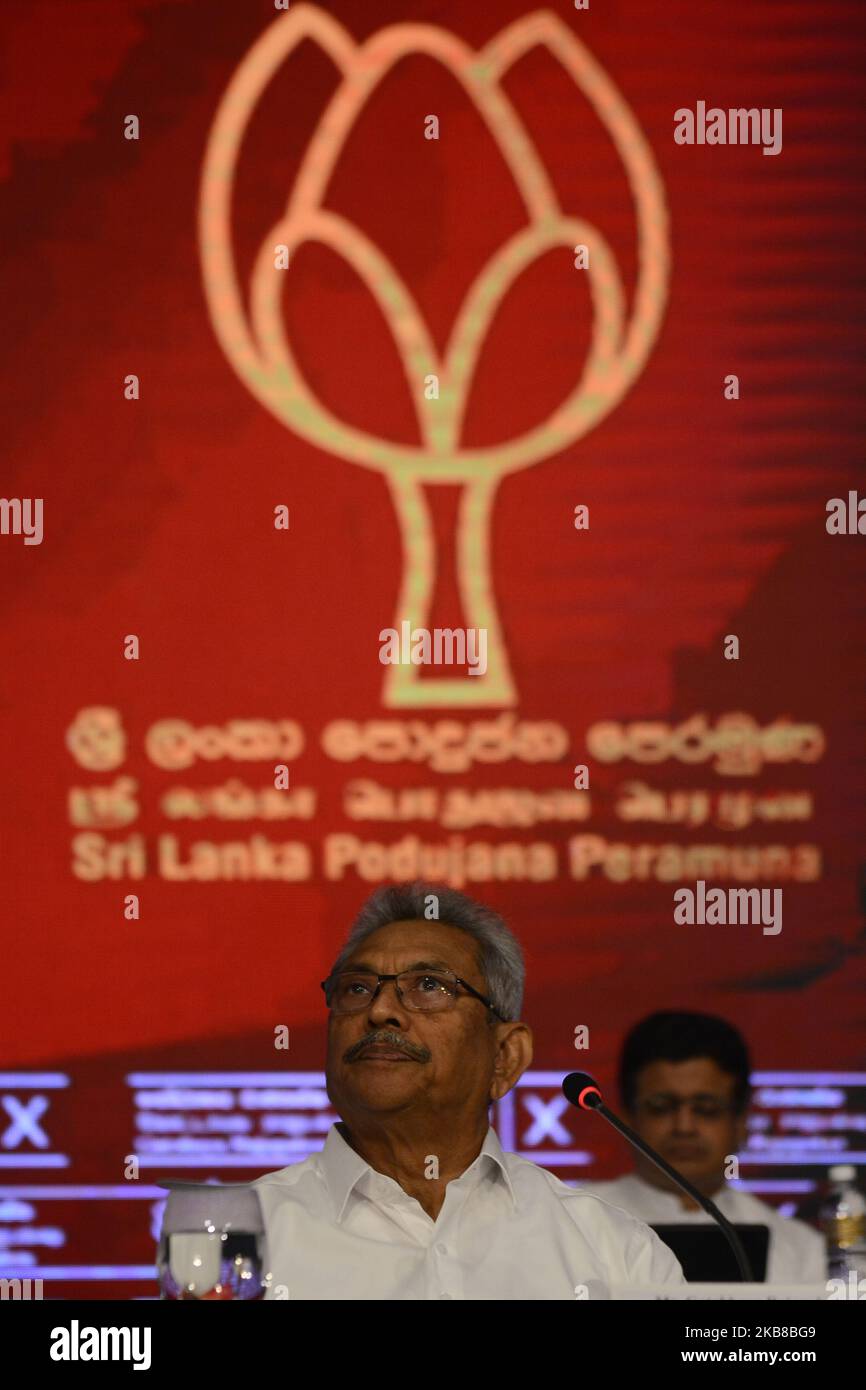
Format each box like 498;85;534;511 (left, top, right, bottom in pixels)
579;1010;825;1284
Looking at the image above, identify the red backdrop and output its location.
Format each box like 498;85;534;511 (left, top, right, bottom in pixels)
1;0;865;1297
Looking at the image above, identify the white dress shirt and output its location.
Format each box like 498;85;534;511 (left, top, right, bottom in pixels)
579;1173;826;1284
252;1122;685;1299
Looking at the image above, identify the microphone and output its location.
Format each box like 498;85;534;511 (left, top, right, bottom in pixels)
562;1071;754;1282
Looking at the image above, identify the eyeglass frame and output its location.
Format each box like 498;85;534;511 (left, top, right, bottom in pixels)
633;1094;740;1120
320;968;507;1022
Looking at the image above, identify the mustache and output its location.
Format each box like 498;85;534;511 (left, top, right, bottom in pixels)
344;1029;431;1063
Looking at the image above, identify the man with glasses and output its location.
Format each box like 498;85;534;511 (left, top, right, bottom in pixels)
578;1010;825;1283
252;882;684;1298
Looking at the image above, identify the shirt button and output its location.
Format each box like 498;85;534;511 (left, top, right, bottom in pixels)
439;1292;452;1300
435;1243;448;1255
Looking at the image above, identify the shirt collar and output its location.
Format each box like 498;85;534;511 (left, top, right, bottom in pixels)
321;1121;518;1222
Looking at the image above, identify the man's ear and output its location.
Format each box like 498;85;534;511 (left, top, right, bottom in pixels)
489;1022;532;1102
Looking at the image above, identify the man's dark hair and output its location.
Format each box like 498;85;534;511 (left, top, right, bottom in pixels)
618;1010;753;1115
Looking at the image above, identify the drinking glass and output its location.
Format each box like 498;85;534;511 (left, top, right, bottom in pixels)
156;1180;271;1300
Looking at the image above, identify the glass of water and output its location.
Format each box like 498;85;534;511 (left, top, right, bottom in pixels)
157;1180;271;1300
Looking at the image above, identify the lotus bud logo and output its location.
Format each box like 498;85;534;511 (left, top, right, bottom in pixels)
199;6;670;707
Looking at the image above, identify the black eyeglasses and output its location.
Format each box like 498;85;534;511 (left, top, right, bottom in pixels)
320;968;505;1021
635;1095;737;1120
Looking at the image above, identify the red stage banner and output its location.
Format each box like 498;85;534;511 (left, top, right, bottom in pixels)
1;0;864;1298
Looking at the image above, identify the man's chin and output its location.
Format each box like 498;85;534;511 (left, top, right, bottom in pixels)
642;1159;718;1193
349;1062;420;1083
335;1063;424;1103
662;1162;720;1193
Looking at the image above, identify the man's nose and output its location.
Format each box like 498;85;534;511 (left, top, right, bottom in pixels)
671;1103;700;1132
367;978;410;1025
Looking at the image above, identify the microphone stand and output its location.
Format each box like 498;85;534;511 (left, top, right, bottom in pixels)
575;1085;755;1282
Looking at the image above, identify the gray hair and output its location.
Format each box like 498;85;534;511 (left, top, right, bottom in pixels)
328;881;525;1022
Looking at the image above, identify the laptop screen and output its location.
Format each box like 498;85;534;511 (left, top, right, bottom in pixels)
651;1223;771;1282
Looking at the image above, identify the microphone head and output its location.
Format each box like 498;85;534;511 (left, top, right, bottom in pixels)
562;1071;604;1110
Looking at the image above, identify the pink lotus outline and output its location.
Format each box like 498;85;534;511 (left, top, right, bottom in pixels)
199;6;670;706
